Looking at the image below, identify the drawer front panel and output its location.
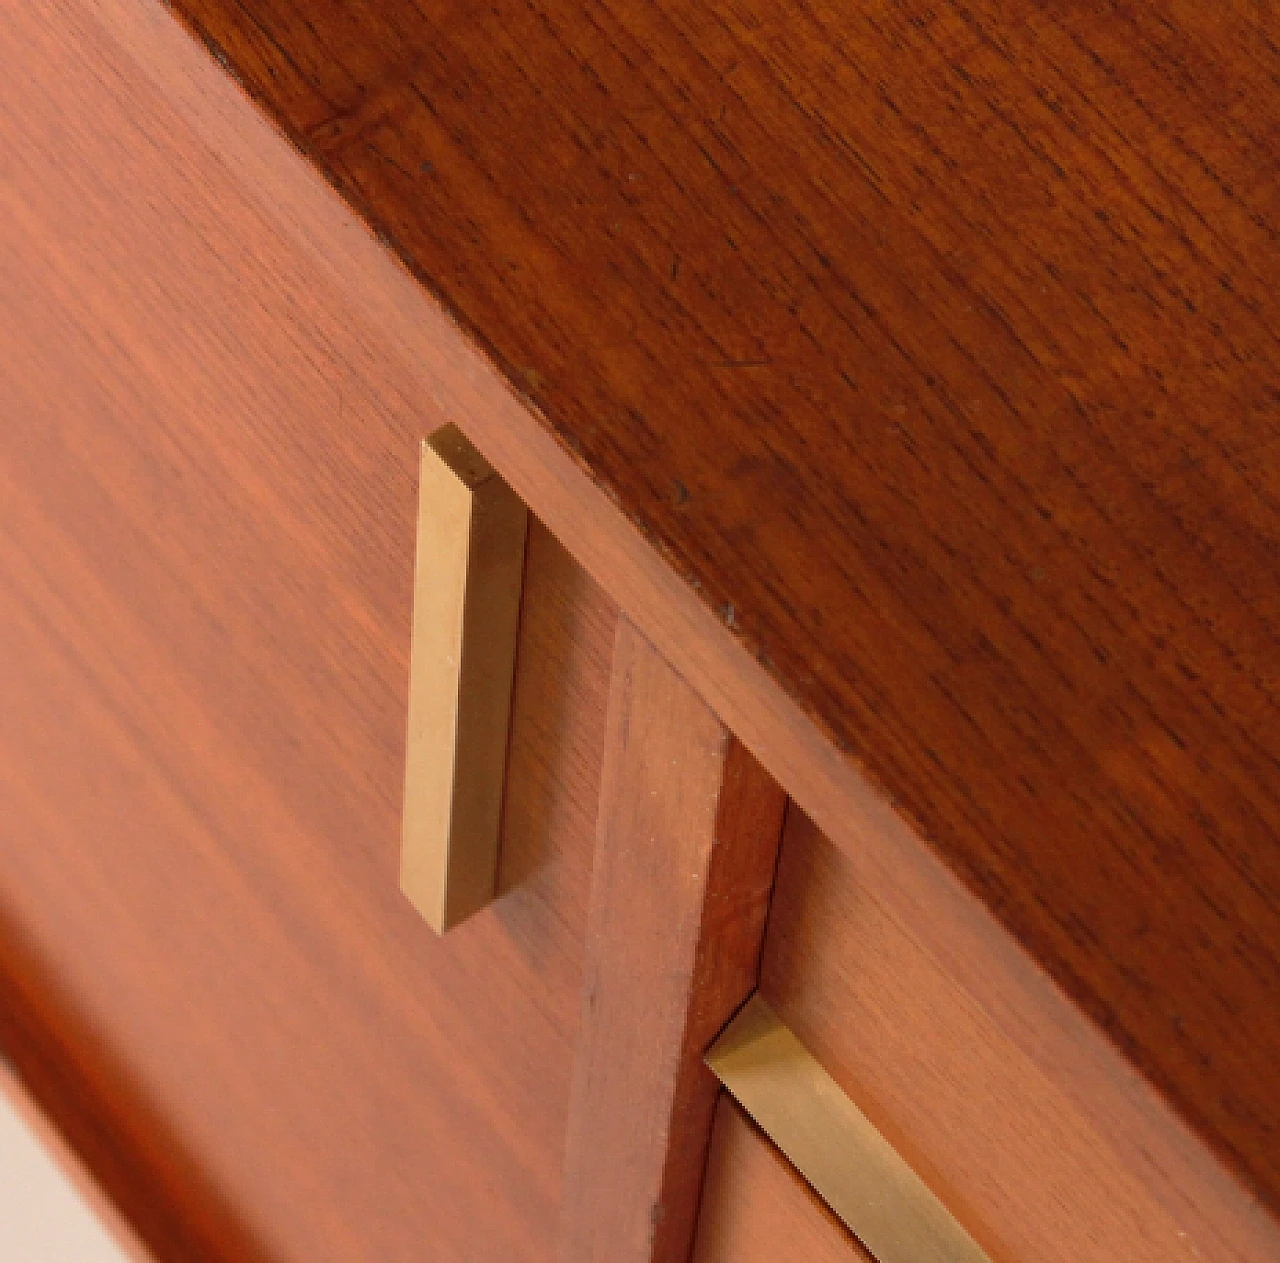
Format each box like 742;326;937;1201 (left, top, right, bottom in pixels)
755;809;1263;1263
693;1096;869;1263
706;995;989;1263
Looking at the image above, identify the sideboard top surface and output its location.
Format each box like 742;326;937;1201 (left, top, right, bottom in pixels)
167;0;1280;1211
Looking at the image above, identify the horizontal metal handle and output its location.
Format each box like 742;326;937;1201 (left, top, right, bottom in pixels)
707;994;992;1263
400;425;528;934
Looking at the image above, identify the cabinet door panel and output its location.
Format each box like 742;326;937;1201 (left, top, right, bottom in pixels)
0;9;617;1258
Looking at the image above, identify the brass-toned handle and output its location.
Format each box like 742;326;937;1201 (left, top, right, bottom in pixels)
400;425;528;934
706;995;992;1263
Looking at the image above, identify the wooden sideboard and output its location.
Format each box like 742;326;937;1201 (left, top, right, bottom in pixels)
1;1;1277;1261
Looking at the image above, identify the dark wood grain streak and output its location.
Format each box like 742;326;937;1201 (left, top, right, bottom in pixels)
0;8;621;1257
561;619;785;1263
0;934;260;1263
162;0;1280;1211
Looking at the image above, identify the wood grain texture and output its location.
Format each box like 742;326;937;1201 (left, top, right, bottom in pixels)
0;7;621;1257
759;810;1280;1263
692;1098;868;1263
162;0;1280;1212
561;620;785;1263
3;2;1276;1257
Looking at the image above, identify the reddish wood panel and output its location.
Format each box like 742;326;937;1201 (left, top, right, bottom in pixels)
164;0;1280;1210
0;9;620;1259
758;810;1280;1263
4;4;1277;1259
561;620;785;1263
692;1098;867;1263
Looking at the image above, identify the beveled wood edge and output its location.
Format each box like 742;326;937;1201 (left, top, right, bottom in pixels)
1;1061;152;1263
90;2;1280;1257
0;933;266;1263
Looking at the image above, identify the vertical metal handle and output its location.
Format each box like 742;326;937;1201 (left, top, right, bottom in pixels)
400;425;528;933
707;995;992;1263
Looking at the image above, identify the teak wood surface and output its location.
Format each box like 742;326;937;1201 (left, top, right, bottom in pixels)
562;619;785;1263
0;6;622;1256
1;0;1278;1257
164;0;1280;1215
760;810;1278;1263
